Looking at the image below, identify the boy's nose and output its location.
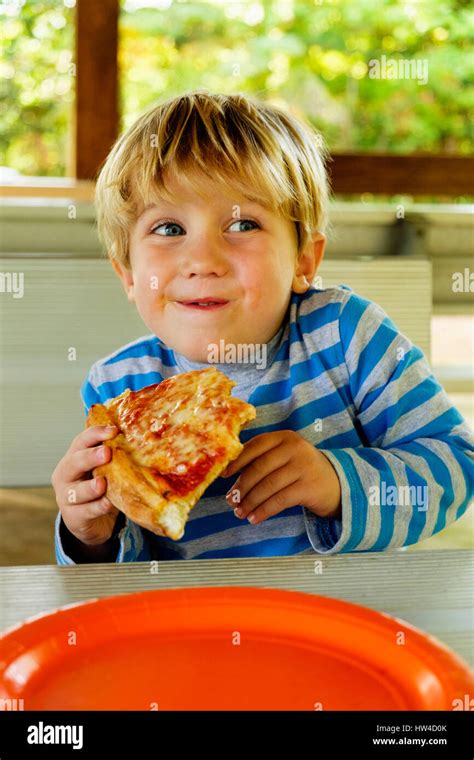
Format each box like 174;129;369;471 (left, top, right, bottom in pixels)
181;242;228;277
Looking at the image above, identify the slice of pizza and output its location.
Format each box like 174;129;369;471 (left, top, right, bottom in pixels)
86;367;256;541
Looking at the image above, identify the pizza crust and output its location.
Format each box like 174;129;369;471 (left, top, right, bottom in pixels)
86;368;256;540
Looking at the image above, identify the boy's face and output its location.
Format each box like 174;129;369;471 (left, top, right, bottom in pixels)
112;173;325;362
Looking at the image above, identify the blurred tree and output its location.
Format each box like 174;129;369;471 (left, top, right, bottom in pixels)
0;0;75;176
1;0;472;178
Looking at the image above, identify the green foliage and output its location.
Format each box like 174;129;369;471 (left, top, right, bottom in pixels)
1;0;472;177
0;0;75;176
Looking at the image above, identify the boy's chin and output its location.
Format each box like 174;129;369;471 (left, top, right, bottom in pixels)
172;343;215;364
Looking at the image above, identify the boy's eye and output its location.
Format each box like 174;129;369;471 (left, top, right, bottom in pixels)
149;219;260;236
228;219;260;233
150;221;184;236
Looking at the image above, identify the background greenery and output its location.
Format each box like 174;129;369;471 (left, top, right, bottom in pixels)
1;0;472;177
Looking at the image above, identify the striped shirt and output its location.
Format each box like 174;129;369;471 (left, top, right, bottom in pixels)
55;284;474;563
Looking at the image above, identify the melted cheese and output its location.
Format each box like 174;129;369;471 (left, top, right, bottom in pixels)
104;368;255;495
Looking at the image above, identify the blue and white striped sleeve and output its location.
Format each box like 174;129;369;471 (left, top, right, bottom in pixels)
54;511;152;565
54;372;153;565
305;291;474;554
80;374;102;414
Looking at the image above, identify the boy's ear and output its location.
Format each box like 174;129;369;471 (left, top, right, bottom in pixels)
110;256;135;303
292;233;326;293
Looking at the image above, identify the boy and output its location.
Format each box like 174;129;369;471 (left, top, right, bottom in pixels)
52;90;473;564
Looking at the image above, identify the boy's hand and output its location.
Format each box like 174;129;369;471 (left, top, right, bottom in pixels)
51;425;121;547
222;431;341;525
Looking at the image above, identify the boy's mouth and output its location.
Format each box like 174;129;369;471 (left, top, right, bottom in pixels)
176;298;230;311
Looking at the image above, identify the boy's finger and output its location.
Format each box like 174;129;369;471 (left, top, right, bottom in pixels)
68;425;118;454
245;481;304;525
62;476;108;507
66;444;112;482
225;448;291;508
231;465;297;518
79;496;117;523
222;433;280;477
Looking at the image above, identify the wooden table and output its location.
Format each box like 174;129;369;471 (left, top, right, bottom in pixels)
0;549;472;667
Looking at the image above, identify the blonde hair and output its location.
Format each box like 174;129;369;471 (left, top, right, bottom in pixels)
95;90;330;267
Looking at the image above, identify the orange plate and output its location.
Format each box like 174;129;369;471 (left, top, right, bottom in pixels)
0;587;472;710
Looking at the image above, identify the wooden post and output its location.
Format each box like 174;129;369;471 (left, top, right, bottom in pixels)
74;0;119;180
72;0;470;195
329;155;473;196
